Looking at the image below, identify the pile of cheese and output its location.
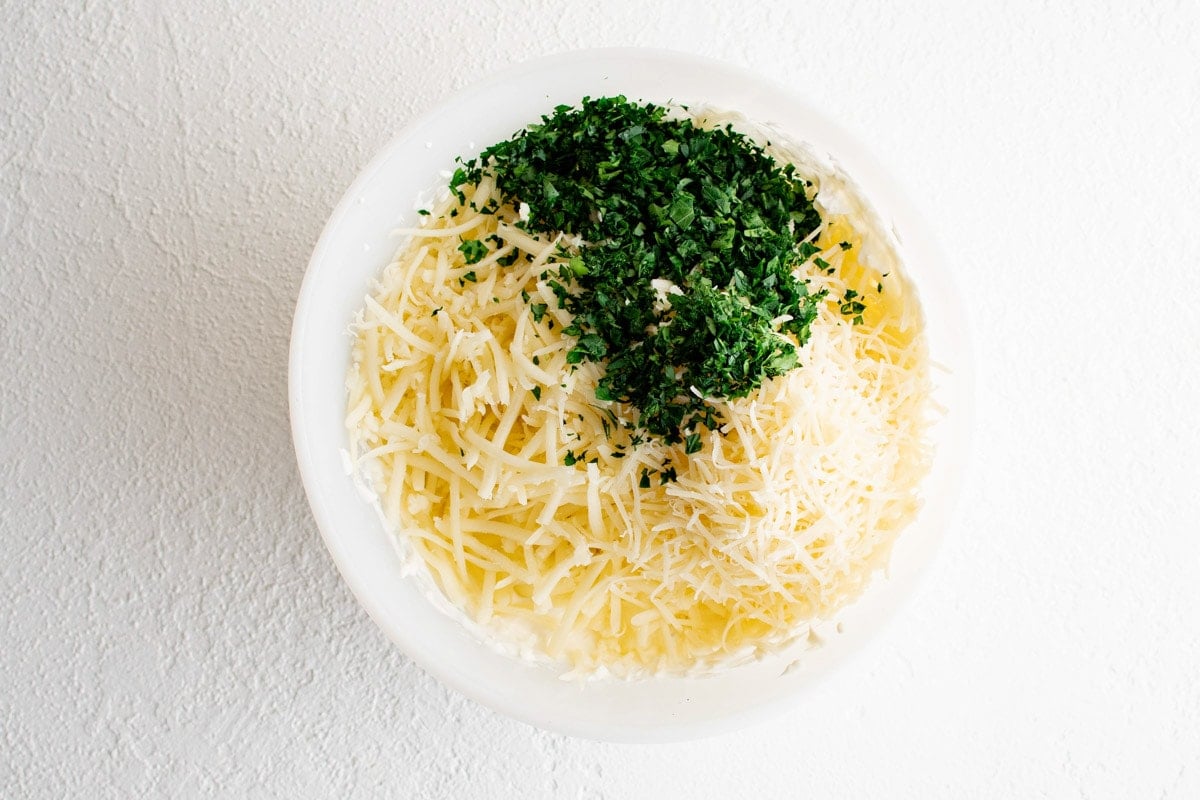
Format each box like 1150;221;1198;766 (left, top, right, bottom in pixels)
346;138;931;676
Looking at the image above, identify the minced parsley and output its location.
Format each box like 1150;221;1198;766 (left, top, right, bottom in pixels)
453;96;860;459
458;238;488;264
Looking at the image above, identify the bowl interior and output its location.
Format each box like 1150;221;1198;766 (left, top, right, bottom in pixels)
289;48;972;742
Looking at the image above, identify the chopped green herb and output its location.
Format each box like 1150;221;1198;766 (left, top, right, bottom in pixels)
458;239;488;264
639;469;651;489
839;240;852;250
531;386;541;401
417;208;430;216
430;307;441;317
563;450;578;466
840;292;866;319
449;168;468;202
461;270;477;283
455;96;833;454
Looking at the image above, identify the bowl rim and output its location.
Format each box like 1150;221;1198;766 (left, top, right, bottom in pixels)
289;46;975;742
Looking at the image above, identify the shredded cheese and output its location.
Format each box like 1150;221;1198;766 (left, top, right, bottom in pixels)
346;121;932;676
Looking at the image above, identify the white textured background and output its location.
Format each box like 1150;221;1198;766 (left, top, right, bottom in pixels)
3;1;1199;797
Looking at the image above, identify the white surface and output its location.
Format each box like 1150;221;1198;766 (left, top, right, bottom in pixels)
291;48;973;741
2;0;1198;796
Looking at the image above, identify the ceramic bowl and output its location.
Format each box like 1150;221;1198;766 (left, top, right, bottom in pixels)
289;47;972;742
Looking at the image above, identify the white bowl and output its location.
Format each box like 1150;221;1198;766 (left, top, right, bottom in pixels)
289;48;973;742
